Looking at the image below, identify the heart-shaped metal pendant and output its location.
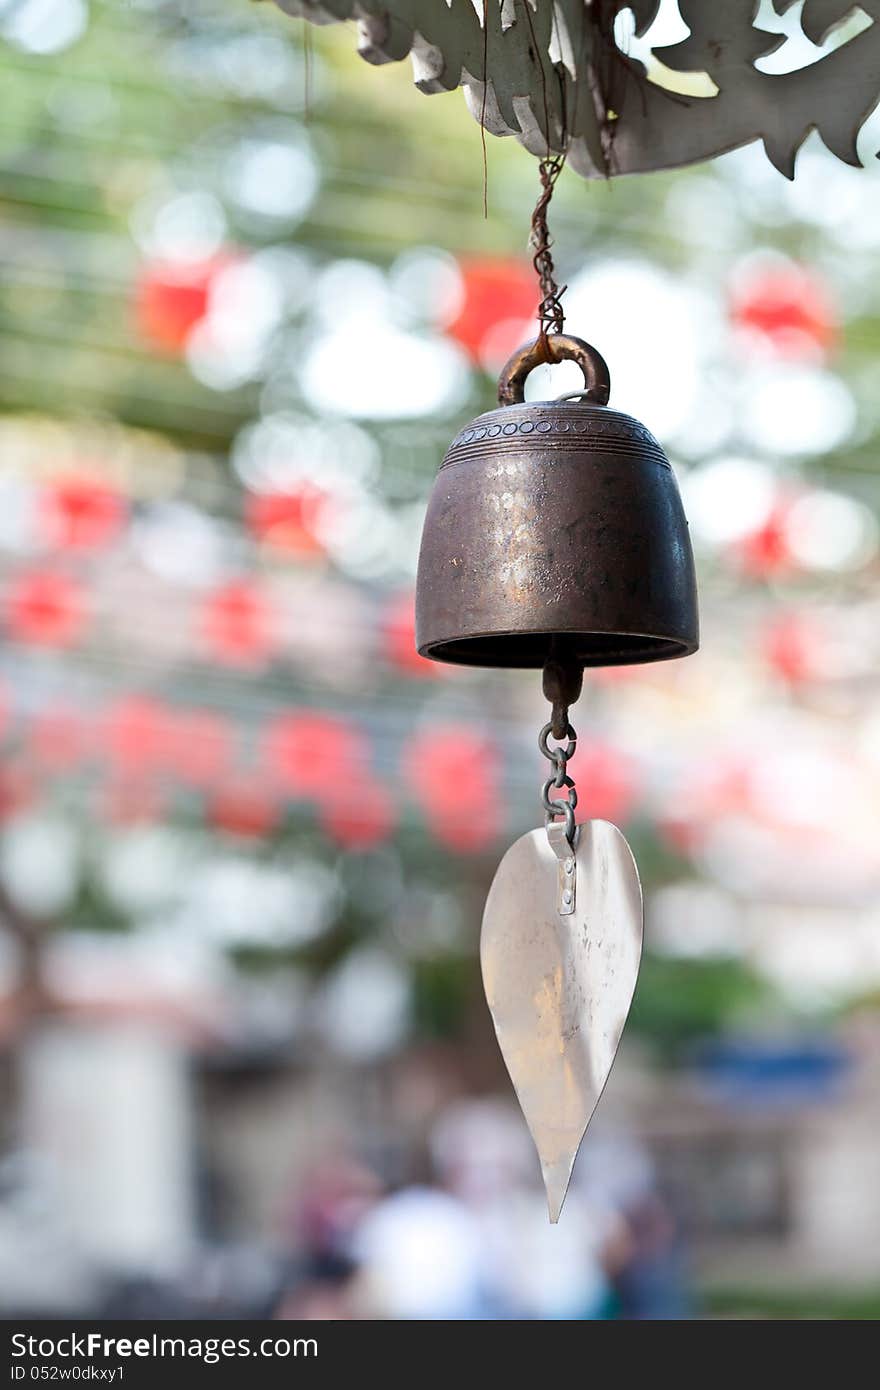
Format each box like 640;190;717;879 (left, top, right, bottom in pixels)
481;819;643;1222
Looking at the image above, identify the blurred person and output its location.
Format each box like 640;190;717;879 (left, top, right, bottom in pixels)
610;1191;689;1320
271;1149;382;1320
274;1250;361;1320
285;1151;382;1261
352;1180;491;1319
574;1129;692;1320
431;1100;621;1319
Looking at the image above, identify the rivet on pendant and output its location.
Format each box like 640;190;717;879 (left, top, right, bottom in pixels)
562;888;573;906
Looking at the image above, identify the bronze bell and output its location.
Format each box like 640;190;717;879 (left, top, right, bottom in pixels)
415;334;698;669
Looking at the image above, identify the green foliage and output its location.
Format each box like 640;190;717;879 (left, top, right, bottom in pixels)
411;954;473;1039
702;1284;880;1320
628;952;773;1056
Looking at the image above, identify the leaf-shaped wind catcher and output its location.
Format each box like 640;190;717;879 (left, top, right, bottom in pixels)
481;821;643;1220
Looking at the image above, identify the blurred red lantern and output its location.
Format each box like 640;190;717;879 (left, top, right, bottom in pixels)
166;708;234;789
100;776;165;827
6;570;86;648
383;592;439;678
0;761;36;822
657;756;750;855
406;725;501;852
730;262;837;361
103;695;171;775
731;503;794;579
28;705;90;771
39;477;126;552
135;254;233;353
246;487;328;556
265;712;371;797
656;812;699;857
209;779;280;839
319;778;396;850
571;742;639;825
761;612;827;685
443;258;536;367
201;580;274;669
588;665;643;688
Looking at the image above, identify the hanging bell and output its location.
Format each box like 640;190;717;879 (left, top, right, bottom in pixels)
414;333;699;1222
415;334;698;669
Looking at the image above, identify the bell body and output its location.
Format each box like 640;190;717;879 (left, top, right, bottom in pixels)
416;393;699;668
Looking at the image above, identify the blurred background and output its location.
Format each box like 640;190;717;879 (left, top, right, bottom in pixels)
1;0;880;1320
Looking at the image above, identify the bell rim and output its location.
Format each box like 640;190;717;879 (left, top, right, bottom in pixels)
416;628;699;669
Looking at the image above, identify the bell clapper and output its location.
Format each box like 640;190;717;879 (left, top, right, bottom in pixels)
541;644;583;742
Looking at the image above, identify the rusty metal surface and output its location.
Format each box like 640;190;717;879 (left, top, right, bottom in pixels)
481;820;643;1222
415;382;699;669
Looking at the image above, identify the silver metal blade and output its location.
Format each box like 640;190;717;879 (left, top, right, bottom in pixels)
480;820;643;1222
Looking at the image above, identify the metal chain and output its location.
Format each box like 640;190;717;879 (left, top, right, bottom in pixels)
529;156;567;360
539;720;578;846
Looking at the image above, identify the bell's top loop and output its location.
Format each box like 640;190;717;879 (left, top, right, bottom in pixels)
497;334;611;408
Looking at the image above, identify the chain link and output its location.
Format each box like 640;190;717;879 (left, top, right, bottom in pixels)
539;720;578;846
